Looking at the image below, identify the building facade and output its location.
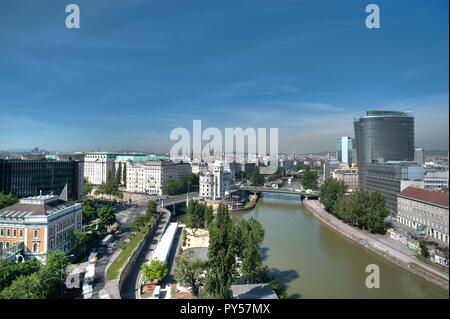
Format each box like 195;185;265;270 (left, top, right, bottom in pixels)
83;152;120;185
199;160;231;200
397;187;449;245
331;168;359;192
366;161;424;217
424;170;449;191
337;136;353;165
0;195;82;261
126;161;191;195
0;159;83;200
191;161;209;175
354;110;415;189
414;147;425;166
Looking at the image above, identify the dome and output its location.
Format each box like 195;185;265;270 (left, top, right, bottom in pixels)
213;160;223;167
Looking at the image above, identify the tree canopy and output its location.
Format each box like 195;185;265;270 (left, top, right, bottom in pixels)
0;192;17;210
174;250;206;295
141;259;168;283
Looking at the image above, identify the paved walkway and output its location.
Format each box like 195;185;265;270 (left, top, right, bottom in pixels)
304;199;449;291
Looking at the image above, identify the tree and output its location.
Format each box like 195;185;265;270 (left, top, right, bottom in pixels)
82;178;93;197
366;192;389;234
141;259;168;283
174;250;206;295
419;240;430;259
249;169;264;186
145;201;158;222
123;163;127;187
40;251;70;299
94;179;123;200
163;181;179;195
98;205;116;231
320;178;347;212
204;204;236;299
186;200;206;231
0;273;45;299
204;205;214;228
235;219;265;283
184;173;199;192
81;198;97;222
0;258;41;291
116;162;122;185
0;192;17;209
69;230;89;257
301;167;318;190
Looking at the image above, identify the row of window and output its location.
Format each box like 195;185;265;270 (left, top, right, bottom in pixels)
0;228;25;238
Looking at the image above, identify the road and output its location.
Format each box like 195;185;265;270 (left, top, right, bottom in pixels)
91;203;147;299
120;209;171;299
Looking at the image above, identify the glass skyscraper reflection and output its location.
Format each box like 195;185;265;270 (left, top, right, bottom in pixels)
354;110;415;188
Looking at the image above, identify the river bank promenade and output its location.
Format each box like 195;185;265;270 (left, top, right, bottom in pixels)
303;199;449;291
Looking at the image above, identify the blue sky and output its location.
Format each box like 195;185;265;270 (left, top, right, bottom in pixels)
0;0;448;153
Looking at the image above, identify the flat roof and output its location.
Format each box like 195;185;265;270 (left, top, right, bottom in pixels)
152;222;178;263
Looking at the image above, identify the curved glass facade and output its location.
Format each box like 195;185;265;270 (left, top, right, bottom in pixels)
354;111;415;188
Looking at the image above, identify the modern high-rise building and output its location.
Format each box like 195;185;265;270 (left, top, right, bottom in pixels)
414;147;425;166
354;110;415;188
336;136;353;165
0;159;83;200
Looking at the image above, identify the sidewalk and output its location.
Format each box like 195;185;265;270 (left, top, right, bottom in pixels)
303;199;449;291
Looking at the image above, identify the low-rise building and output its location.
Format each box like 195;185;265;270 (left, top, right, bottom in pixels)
126;161;191;195
397;187;449;245
0;195;82;261
424;170;449;191
199;160;231;200
191;161;208;175
331;168;359;192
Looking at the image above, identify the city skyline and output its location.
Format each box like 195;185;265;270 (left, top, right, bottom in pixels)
0;0;448;153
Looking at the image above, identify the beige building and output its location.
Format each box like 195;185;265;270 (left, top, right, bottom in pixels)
397;187;449;245
0;195;82;261
331;168;359;192
83;152;119;185
126;161;191;195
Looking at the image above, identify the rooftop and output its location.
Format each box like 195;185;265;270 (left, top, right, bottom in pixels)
398;187;449;208
0;195;78;220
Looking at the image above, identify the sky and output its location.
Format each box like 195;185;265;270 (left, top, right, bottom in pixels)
0;0;448;153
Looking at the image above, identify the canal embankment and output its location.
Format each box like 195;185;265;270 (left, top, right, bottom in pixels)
303;199;449;291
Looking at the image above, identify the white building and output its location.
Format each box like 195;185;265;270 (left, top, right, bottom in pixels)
397;187;449;245
331;168;359;192
126;161;191;195
83;152;119;185
191;161;208;175
200;160;231;200
424;170;449;191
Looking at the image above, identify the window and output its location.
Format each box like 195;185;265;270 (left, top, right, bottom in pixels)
34;230;39;238
19;229;23;237
6;229;10;237
0;228;3;236
32;242;39;253
13;229;17;237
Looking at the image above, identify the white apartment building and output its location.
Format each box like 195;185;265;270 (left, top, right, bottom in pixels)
397;187;449;245
200;160;231;200
126;161;191;195
83;152;119;185
191;161;208;175
0;195;82;261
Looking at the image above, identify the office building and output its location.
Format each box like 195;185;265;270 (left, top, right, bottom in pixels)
191;161;208;175
199;160;231;200
337;136;353;165
397;187;448;245
0;194;82;261
126;161;191;195
424;170;449;191
354;110;415;188
323;160;341;180
414;148;425;166
366;161;424;217
0;159;83;200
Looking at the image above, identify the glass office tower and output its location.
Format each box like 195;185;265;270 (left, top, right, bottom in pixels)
337;136;353;165
353;110;415;188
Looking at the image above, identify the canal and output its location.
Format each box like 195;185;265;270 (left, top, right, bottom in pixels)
233;193;448;298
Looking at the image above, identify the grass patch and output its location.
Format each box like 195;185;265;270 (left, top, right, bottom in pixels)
106;222;154;281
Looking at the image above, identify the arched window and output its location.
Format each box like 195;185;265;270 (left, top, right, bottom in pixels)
32;243;39;253
5;242;10;250
0;242;3;250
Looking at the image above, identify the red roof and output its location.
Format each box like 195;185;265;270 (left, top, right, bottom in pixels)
399;187;449;208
